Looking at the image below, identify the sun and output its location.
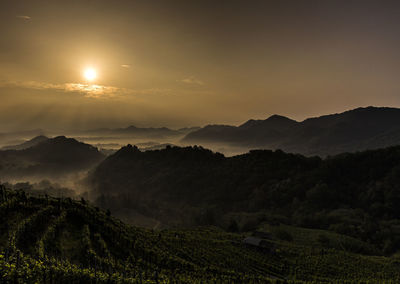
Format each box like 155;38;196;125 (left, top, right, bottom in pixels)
83;68;97;81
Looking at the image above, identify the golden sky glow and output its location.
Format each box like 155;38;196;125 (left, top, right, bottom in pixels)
1;0;400;131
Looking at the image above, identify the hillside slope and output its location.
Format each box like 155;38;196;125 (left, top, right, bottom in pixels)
1;186;400;283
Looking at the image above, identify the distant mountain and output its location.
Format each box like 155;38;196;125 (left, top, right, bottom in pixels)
0;136;105;179
82;125;200;139
239;114;298;130
0;129;46;148
182;106;400;156
1;135;49;150
88;144;400;253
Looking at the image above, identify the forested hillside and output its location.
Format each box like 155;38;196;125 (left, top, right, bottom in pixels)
1;185;400;283
88;144;400;254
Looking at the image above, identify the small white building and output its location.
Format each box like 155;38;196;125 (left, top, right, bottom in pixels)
242;236;274;253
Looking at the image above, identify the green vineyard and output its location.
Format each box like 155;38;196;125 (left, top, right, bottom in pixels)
1;185;400;283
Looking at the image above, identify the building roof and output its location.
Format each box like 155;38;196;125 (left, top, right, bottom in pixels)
242;236;263;246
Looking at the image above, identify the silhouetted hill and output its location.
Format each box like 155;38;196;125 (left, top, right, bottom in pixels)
182;106;400;156
239;114;298;130
89;145;309;206
0;136;105;178
1;135;49;150
88;144;400;254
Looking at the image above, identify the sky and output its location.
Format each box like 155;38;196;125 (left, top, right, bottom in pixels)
1;0;400;131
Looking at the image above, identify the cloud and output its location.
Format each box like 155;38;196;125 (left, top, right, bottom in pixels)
16;15;31;21
121;64;131;69
179;76;204;86
0;80;172;99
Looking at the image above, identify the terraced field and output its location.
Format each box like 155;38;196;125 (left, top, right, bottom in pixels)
1;186;400;283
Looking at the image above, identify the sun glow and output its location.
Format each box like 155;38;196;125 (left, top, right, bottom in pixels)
83;68;97;81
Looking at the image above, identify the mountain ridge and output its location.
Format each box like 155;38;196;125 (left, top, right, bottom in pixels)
182;106;400;156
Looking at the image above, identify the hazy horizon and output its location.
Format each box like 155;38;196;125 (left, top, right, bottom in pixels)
0;104;393;133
